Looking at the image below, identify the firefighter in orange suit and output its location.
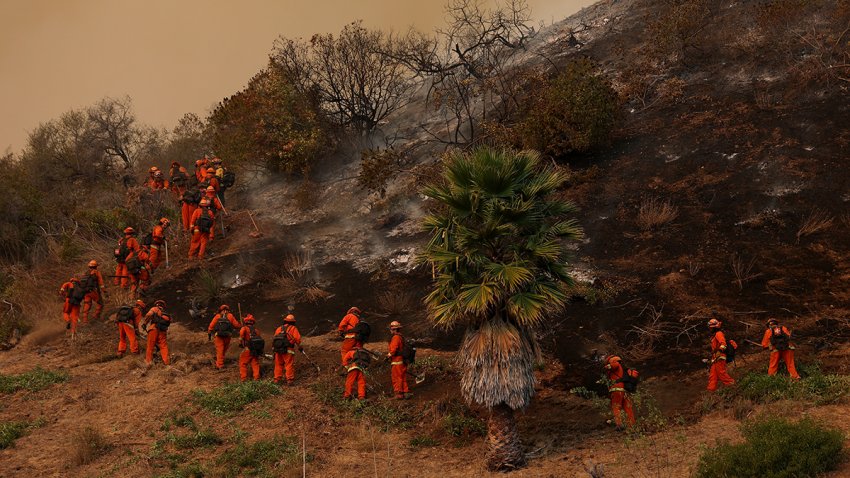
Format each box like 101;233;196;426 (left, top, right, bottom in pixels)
149;217;170;271
82;260;106;322
343;346;367;401
337;306;362;364
117;300;145;356
208;304;241;370
761;318;801;379
238;315;262;381
387;321;411;399
142;300;171;366
273;314;302;384
115;227;140;288
707;318;735;391
604;355;635;430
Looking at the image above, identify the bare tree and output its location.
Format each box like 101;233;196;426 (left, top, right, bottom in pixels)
273;22;418;135
86;96;162;172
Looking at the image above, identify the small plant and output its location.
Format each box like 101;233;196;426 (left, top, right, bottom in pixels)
730;252;761;291
167;428;223;449
0;367;69;394
161;410;197;432
154;462;207;478
191;381;281;416
796;208;834;243
409;435;440;448
636;197;678;231
0;421;29;449
190;269;226;305
695;417;843;478
358;147;405;197
70;426;110;466
218;434;300;477
377;290;416;316
721;367;850;405
442;411;486;437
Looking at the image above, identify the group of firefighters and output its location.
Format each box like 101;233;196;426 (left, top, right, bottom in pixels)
603;314;801;431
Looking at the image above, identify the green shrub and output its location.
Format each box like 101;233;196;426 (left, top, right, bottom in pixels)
161;410;197;432
358;148;405;196
727;367;850;405
518;58;618;158
154;462;207;478
0;367;68;394
309;379;415;430
168;428;223;449
0;421;29;449
442;411;486;437
409;435;440;448
695;417;844;478
218;435;300;477
191;381;281;416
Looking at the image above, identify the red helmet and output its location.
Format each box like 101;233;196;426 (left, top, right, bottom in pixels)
206;167;215;173
199;198;211;207
347;307;361;315
124;227;135;235
195;160;203;167
135;299;146;309
219;304;230;311
283;314;296;323
88;260;98;268
243;314;256;324
708;318;722;328
171;161;180;167
155;299;166;308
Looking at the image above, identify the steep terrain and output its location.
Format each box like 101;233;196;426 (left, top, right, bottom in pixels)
1;0;849;476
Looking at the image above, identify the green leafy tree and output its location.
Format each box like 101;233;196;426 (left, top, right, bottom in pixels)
422;147;582;470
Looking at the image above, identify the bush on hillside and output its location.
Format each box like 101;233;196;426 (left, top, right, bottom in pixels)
695;417;844;478
725;366;850;405
518;59;618;158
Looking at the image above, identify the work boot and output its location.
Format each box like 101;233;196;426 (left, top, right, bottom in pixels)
404;392;414;400
394;394;405;400
66;323;71;330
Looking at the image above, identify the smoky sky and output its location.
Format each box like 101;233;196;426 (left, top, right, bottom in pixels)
0;0;593;153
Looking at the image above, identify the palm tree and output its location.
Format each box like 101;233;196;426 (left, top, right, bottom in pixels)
422;147;582;471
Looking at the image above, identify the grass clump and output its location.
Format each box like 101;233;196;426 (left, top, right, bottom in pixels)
0;367;68;394
167;428;223;449
310;380;416;431
695;417;844;478
154;463;207;478
0;421;30;449
726;366;850;405
191;381;281;416
409;435;440;448
70;426;110;466
218;435;300;477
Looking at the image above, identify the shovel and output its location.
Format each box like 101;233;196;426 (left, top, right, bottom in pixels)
300;349;322;374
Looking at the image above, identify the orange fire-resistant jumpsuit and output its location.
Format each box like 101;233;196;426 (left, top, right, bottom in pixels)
203;192;223;242
129;247;152;294
146;174;168;190
59;280;81;334
761;325;801;379
149;224;167;270
338;312;362;365
238;324;262;381
208;312;241;369
117;305;143;356
343;349;367;400
188;207;215;259
195;159;209;183
181;189;200;232
388;332;410;398
143;306;171;365
115;235;141;288
169;165;189;198
605;357;636;428
707;330;735;392
82;269;106;322
273;324;302;383
203;173;221;194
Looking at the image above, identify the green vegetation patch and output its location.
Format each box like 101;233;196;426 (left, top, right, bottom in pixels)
310;380;416;431
218;435;300;477
191;381;281;416
726;366;850;405
0;421;30;449
0;367;68;394
695;417;844;478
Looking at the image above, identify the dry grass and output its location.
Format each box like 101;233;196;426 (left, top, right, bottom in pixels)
765;277;795;297
268;251;331;303
377;290;416;317
69;426;110;467
190;269;227;304
796;209;834;243
637;197;678;231
730;253;761;290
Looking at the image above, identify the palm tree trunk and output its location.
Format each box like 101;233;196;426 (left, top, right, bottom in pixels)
485;403;526;471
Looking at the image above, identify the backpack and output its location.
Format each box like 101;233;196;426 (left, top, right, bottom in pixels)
770;327;790;351
196;214;213;233
352;321;371;343
116;306;134;323
68;281;87;306
182;189;201;205
221;171;236;188
141;233;153;247
214;315;234;338
723;335;738;363
620;366;640;393
114;239;130;263
171;170;188;186
272;326;294;353
82;274;99;293
399;337;416;365
126;256;142;275
247;326;265;357
354;349;371;368
154;312;171;331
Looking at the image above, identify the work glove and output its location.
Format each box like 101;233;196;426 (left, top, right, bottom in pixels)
701;358;710;364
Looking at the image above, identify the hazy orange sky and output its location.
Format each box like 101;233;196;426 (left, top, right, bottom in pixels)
1;0;593;153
